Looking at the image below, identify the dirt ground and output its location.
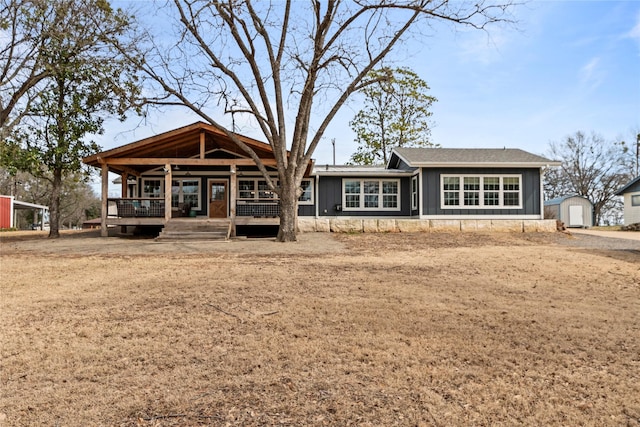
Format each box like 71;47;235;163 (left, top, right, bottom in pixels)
1;230;639;426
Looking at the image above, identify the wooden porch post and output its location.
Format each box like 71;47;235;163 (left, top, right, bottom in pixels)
229;164;237;237
101;163;108;237
164;163;172;221
200;131;205;159
121;173;128;198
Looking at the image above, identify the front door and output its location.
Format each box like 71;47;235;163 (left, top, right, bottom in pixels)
209;180;228;218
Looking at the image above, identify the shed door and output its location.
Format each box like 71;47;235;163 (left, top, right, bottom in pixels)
569;205;584;227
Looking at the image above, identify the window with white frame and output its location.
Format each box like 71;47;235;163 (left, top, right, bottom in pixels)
411;176;418;211
343;179;400;210
238;177;314;204
299;179;314;205
442;177;460;206
142;179;163;198
238;178;278;201
440;175;522;209
632;194;640;206
171;178;201;209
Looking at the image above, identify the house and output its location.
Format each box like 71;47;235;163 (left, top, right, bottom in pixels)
615;176;640;225
544;195;594;228
83;122;560;236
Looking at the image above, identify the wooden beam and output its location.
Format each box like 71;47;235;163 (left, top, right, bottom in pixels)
164;164;172;221
229;165;236;237
120;165;141;178
200;131;205;159
104;157;278;166
120;172;127;198
101;164;108;237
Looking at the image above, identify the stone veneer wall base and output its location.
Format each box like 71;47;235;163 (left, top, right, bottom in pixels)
297;218;557;233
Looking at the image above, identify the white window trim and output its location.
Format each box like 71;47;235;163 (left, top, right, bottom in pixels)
237;177;279;201
440;174;523;210
411;176;418;211
236;176;314;205
631;193;640;207
142;178;164;198
171;178;202;210
299;178;315;205
342;178;401;211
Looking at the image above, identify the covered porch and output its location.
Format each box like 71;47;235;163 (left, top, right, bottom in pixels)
83;122;306;237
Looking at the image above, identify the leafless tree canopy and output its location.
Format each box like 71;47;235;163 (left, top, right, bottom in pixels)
545;131;633;225
127;0;518;240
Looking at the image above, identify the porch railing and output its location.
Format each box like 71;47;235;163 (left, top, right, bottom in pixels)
236;200;279;217
108;198;166;218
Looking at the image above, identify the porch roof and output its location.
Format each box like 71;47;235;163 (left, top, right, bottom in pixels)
83;122;294;176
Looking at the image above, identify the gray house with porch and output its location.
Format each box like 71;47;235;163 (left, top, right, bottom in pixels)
83;123;560;237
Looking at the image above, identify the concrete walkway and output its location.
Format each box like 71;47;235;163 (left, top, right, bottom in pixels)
569;228;640;241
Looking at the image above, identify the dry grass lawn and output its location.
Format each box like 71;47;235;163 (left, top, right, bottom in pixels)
1;231;639;426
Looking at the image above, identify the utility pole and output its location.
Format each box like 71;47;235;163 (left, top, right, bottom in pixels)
636;133;640;176
331;138;336;165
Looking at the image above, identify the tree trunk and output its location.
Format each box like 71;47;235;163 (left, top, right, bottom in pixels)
276;179;298;242
48;168;62;238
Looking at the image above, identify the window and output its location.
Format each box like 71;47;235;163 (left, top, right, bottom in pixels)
238;177;314;204
342;179;400;210
299;179;314;205
364;181;379;208
411;176;418;211
238;178;277;201
483;177;500;206
382;181;398;208
171;178;201;209
632;194;640;206
463;177;480;206
443;177;459;206
441;175;522;209
502;177;520;206
142;179;163;198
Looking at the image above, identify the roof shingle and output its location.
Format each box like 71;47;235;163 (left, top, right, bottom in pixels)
393;147;559;166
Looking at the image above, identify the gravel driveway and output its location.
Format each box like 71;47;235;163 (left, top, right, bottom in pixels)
557;230;640;251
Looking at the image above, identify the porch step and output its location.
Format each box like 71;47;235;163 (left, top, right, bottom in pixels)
156;218;231;241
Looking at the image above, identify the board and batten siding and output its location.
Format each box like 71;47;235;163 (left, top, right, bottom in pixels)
421;168;542;217
316;176;412;217
622;191;640;225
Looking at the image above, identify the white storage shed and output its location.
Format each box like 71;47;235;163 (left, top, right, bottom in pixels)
544;195;594;228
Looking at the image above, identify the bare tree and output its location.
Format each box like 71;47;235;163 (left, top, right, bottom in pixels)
545;131;633;225
122;0;518;241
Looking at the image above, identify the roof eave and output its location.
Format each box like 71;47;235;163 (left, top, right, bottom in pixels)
313;169;412;177
407;161;562;168
615;176;640;195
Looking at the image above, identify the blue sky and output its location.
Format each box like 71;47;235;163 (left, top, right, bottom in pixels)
98;0;640;167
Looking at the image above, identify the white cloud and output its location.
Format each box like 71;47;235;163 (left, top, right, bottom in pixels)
579;57;604;89
455;28;512;66
627;10;640;54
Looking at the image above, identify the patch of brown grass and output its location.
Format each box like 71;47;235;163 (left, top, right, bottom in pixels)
1;233;639;426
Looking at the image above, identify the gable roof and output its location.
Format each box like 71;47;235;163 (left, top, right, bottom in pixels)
390;147;560;168
615;176;640;195
83;122;279;176
544;195;591;206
